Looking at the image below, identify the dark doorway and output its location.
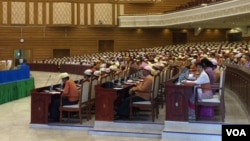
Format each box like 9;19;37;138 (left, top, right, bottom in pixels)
98;40;114;53
53;49;70;58
14;49;31;66
227;32;242;42
172;32;187;44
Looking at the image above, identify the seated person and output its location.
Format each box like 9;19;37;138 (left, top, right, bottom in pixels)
115;65;154;119
177;65;191;83
214;67;221;84
49;72;79;122
200;58;215;86
119;64;127;80
182;62;213;119
83;69;93;81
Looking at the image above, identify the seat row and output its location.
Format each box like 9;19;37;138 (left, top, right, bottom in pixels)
59;64;179;124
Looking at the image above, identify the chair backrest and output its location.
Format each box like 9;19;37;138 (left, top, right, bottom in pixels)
153;72;160;100
169;68;174;79
80;79;91;104
159;69;164;84
90;77;98;100
99;75;107;84
219;67;226;97
165;67;173;80
114;72;120;80
162;67;168;83
106;74;111;82
125;66;130;77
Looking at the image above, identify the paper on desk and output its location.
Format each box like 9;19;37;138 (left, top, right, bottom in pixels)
49;91;61;94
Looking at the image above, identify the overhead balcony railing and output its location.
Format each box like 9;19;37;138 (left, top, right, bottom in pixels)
118;0;250;28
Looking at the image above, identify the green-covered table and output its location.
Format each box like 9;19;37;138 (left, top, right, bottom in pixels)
0;77;35;104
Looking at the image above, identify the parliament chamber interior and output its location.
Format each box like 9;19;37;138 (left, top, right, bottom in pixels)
0;0;249;141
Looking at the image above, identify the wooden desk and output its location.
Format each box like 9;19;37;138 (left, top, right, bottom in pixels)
30;86;61;124
165;80;193;121
30;80;82;124
95;83;132;121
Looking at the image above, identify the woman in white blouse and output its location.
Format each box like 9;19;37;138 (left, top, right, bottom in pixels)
182;62;213;119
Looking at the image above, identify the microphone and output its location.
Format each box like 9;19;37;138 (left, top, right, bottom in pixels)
74;74;81;86
44;74;51;86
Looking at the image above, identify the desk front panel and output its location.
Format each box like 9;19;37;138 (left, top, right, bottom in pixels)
95;84;131;121
165;82;193;121
30;86;61;124
31;91;52;124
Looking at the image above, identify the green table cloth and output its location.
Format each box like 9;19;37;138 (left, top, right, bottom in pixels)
0;77;35;104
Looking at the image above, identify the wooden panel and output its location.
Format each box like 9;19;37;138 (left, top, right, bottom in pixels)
0;48;12;60
31;90;52;124
123;0;192;14
225;64;250;116
188;29;228;42
0;26;227;62
95;84;117;121
32;48;52;61
165;80;193;121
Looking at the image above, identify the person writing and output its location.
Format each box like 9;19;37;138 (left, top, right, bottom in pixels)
115;65;154;120
49;72;79;122
182;62;213;120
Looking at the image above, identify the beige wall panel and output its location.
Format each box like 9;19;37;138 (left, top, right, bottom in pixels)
11;2;25;24
53;2;72;24
2;2;7;24
74;3;77;25
29;2;34;24
115;4;117;24
38;2;43;24
46;2;49;24
94;3;112;25
79;4;85;25
87;4;91;25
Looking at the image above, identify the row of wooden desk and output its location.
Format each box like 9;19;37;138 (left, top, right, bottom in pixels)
29;64;250;125
30;81;132;124
95;80;193;122
30;79;193;124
